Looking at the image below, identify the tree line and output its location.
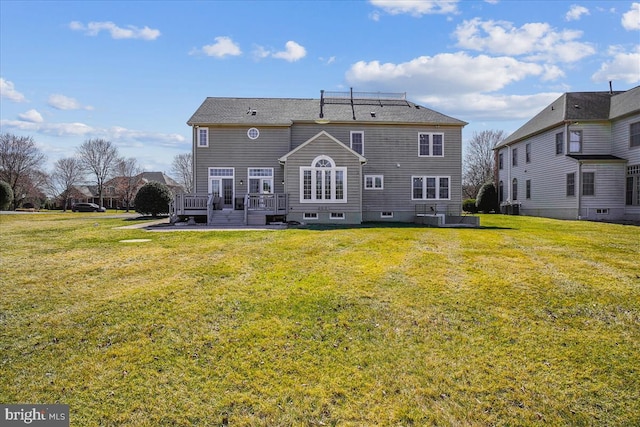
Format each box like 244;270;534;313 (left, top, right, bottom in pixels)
0;133;192;211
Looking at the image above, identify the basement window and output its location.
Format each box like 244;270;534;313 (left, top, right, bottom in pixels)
303;213;318;220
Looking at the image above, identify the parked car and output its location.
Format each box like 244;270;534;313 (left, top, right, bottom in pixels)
71;203;106;212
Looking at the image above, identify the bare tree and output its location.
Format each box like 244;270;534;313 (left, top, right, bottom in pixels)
462;130;506;199
51;157;85;211
0;133;47;209
77;139;119;208
114;157;143;212
171;153;193;193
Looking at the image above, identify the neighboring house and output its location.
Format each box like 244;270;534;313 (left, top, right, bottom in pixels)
73;172;184;209
494;86;640;222
172;90;471;226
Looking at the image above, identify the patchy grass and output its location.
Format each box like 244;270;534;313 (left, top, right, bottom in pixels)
0;213;638;426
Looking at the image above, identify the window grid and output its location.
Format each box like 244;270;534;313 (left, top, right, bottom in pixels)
582;171;595;196
364;175;384;190
418;133;444;157
526;143;531;163
198;128;208;147
411;176;450;200
567;173;575;197
512;178;518;201
300;156;346;203
209;168;234;177
556;132;564;155
512;148;518;167
350;131;364;155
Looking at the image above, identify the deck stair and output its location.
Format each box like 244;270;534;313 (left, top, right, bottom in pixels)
208;210;245;226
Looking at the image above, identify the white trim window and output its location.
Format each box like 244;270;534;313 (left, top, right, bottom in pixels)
350;131;364;155
381;211;394;218
569;130;582;153
412;176;450;200
248;168;273;194
364;175;384;190
330;212;345;220
418;133;444;157
303;212;318;220
197;127;209;147
300;155;347;203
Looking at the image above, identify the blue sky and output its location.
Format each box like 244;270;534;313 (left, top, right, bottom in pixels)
1;0;639;174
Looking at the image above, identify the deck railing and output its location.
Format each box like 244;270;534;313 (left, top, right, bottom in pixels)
172;193;288;218
245;193;288;214
171;193;209;216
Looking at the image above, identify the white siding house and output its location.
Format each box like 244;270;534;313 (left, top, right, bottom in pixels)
495;86;640;222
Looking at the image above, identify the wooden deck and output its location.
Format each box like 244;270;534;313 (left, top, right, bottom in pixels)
171;193;288;225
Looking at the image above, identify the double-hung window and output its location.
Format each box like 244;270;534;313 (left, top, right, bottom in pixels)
498;153;504;170
512;148;518;166
526;143;531;163
512;178;518;201
566;173;575;197
412;176;450;200
350;131;364;155
418;133;444;157
555;132;564;155
300;156;346;203
582;171;595;196
197;127;209;147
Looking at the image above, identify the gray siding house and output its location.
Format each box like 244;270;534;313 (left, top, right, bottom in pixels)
172;90;469;226
494;86;640;222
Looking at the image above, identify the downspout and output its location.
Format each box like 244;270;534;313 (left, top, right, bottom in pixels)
577;161;582;220
192;125;198;194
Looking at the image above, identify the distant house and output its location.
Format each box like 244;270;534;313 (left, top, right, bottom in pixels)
494;86;640;222
73;172;184;209
172;90;473;226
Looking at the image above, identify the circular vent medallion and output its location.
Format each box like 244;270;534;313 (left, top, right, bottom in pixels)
247;128;260;140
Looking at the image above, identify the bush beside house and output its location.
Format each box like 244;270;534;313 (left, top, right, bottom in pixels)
134;182;172;217
0;180;13;210
476;182;499;213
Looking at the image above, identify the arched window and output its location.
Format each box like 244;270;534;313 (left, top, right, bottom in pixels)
301;156;346;203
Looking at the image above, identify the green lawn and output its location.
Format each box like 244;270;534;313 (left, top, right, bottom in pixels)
0;213;638;426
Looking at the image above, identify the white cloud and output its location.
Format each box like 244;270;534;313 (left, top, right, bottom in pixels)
0;119;94;136
369;0;459;16
418;92;563;121
69;21;161;40
48;94;93;111
346;52;562;95
272;41;307;62
0;119;186;146
253;41;307;62
0;78;27;102
454;18;595;63
345;52;568;121
192;36;242;58
621;3;640;30
18;109;43;123
566;5;589;21
592;45;640;84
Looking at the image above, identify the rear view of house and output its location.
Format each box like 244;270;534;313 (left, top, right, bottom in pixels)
494;86;640;222
172;90;470;226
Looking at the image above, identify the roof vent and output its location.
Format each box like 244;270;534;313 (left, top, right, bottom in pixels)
370;112;376;118
247;108;257;115
415;105;420;109
574;104;581;109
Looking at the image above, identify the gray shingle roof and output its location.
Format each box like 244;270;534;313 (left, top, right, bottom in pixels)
496;87;639;149
187;97;467;126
